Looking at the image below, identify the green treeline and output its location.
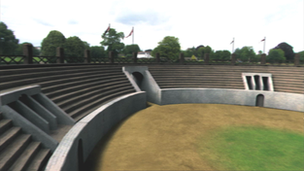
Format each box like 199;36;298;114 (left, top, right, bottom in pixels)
1;21;303;63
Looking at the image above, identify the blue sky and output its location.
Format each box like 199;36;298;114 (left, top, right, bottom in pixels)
1;0;303;54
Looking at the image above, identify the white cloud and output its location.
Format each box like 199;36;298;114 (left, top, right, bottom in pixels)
1;0;303;53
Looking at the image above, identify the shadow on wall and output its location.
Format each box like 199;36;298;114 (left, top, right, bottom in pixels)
131;72;144;89
78;139;84;171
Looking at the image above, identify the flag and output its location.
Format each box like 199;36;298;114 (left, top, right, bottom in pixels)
102;24;110;37
261;38;265;42
230;40;234;44
125;27;133;38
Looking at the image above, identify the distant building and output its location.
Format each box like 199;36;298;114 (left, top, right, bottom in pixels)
137;51;152;58
35;46;41;51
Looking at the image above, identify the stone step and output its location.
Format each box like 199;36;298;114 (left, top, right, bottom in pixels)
0;127;21;152
156;81;243;85
8;141;41;171
149;65;303;69
273;81;304;86
154;78;243;82
45;76;128;99
0;66;121;82
25;148;51;171
71;89;135;121
158;85;244;89
0;134;31;171
40;72;123;91
149;69;304;74
0;119;12;135
151;71;303;76
0;64;122;75
62;84;134;114
55;82;133;109
157;82;244;86
41;73;123;94
0;69;119;91
272;77;304;81
153;75;242;78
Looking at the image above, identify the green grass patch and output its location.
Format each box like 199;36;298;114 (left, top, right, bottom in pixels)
198;126;304;170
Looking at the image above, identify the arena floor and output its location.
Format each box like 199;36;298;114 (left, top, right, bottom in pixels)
84;103;303;171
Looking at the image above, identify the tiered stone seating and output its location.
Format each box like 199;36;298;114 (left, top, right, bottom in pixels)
0;64;136;170
0;63;303;170
148;65;304;94
0;112;51;171
0;65;136;121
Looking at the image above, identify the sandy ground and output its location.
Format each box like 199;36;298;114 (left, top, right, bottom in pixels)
84;104;304;171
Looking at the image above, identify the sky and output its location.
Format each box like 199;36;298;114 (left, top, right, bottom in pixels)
1;0;303;54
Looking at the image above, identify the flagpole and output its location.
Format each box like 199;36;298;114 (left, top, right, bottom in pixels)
132;27;134;45
232;37;234;53
263;36;266;54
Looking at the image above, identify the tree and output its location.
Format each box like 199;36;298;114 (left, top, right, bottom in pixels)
15;42;40;56
0;22;19;55
204;46;212;53
182;49;192;57
151;36;181;60
65;36;85;63
197;47;205;59
196;45;204;51
273;42;294;61
83;41;90;50
100;28;125;58
123;44;140;57
41;30;66;56
252;54;261;62
182;47;196;57
90;46;106;61
298;51;304;63
234;46;256;62
211;50;230;61
267;49;285;63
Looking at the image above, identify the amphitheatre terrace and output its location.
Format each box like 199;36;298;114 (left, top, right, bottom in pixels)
0;45;303;170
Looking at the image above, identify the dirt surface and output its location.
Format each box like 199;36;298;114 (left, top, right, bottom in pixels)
84;104;304;171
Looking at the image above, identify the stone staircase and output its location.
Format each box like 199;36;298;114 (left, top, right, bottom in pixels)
148;65;304;94
0;64;136;170
0;112;51;171
0;64;136;121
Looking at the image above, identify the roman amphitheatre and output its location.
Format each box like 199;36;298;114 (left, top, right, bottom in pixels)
0;50;303;171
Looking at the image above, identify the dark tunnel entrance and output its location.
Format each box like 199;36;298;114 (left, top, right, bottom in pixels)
256;94;264;107
132;72;144;90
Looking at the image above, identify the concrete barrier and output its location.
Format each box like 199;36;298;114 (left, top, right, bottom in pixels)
123;66;161;104
161;88;304;112
45;91;146;171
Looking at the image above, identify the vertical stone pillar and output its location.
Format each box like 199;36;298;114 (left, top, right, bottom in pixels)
84;49;90;63
156;53;160;63
109;51;114;64
179;53;184;65
56;47;64;63
231;53;236;65
261;54;266;65
23;43;33;64
294;53;300;66
204;53;209;64
133;52;138;63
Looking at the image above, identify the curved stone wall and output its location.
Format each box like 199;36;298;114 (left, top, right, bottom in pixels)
45;92;146;171
160;88;304;112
